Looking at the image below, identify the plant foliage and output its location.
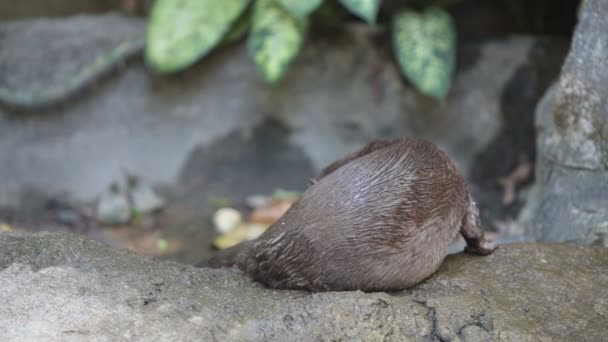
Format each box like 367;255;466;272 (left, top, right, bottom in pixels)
392;7;456;100
277;0;324;18
146;0;250;73
249;0;308;83
339;0;382;24
145;0;458;100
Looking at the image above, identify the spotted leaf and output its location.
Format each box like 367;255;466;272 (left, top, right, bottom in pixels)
249;0;308;84
277;0;324;17
222;8;252;45
339;0;381;24
146;0;250;73
392;7;456;100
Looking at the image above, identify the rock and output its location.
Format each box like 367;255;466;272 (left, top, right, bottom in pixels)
0;231;606;341
0;13;145;109
519;0;608;244
0;0;121;20
212;208;242;234
128;177;166;214
95;186;131;225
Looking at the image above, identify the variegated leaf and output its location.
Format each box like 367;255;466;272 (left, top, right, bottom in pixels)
146;0;250;73
248;0;308;83
222;9;252;45
339;0;381;24
392;7;456;100
277;0;324;17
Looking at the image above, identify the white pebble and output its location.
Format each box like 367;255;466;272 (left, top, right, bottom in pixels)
213;208;242;234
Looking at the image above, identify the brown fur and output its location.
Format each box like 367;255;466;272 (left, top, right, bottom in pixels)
200;138;496;291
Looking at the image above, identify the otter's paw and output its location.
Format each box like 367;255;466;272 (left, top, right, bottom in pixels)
464;240;497;256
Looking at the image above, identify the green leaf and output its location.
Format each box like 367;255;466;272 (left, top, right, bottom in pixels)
277;0;324;17
271;189;300;201
248;0;308;84
392;7;456;100
339;0;381;24
146;0;250;73
222;8;252;45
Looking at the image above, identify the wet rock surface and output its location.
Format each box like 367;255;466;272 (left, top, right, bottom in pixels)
520;0;608;244
0;231;606;341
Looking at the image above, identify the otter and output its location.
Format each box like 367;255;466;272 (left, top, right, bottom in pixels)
199;138;496;291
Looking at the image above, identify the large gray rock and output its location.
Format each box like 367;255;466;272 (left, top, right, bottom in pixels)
0;0;120;20
0;231;606;341
520;0;608;244
0;13;145;110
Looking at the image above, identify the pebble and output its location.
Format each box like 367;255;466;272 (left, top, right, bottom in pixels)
129;179;166;214
96;188;131;225
212;208;242;234
245;194;271;209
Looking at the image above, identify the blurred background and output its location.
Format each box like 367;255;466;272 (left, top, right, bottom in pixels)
0;0;583;265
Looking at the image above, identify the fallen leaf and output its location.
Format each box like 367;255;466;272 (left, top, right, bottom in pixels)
250;200;293;224
212;222;272;250
213;224;249;250
0;223;14;232
103;227;182;256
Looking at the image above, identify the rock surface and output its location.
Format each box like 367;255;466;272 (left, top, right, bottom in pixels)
0;231;606;341
0;0;120;20
520;0;608;244
0;13;145;110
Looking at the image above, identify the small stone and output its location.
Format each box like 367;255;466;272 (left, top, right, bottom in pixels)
96;186;131;225
212;208;242;234
54;208;83;227
245;194;271;209
151;277;164;286
156;239;169;252
129;177;166;214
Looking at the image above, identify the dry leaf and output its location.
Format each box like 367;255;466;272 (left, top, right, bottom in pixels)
250;200;293;224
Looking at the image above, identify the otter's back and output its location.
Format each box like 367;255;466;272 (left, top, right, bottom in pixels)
251;139;469;291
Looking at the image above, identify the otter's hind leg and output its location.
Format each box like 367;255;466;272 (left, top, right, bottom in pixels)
460;194;497;255
312;138;401;183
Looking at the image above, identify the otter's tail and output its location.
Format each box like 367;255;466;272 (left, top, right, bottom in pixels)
196;240;255;270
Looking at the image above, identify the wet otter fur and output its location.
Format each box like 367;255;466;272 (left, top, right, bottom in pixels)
199;138;497;291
